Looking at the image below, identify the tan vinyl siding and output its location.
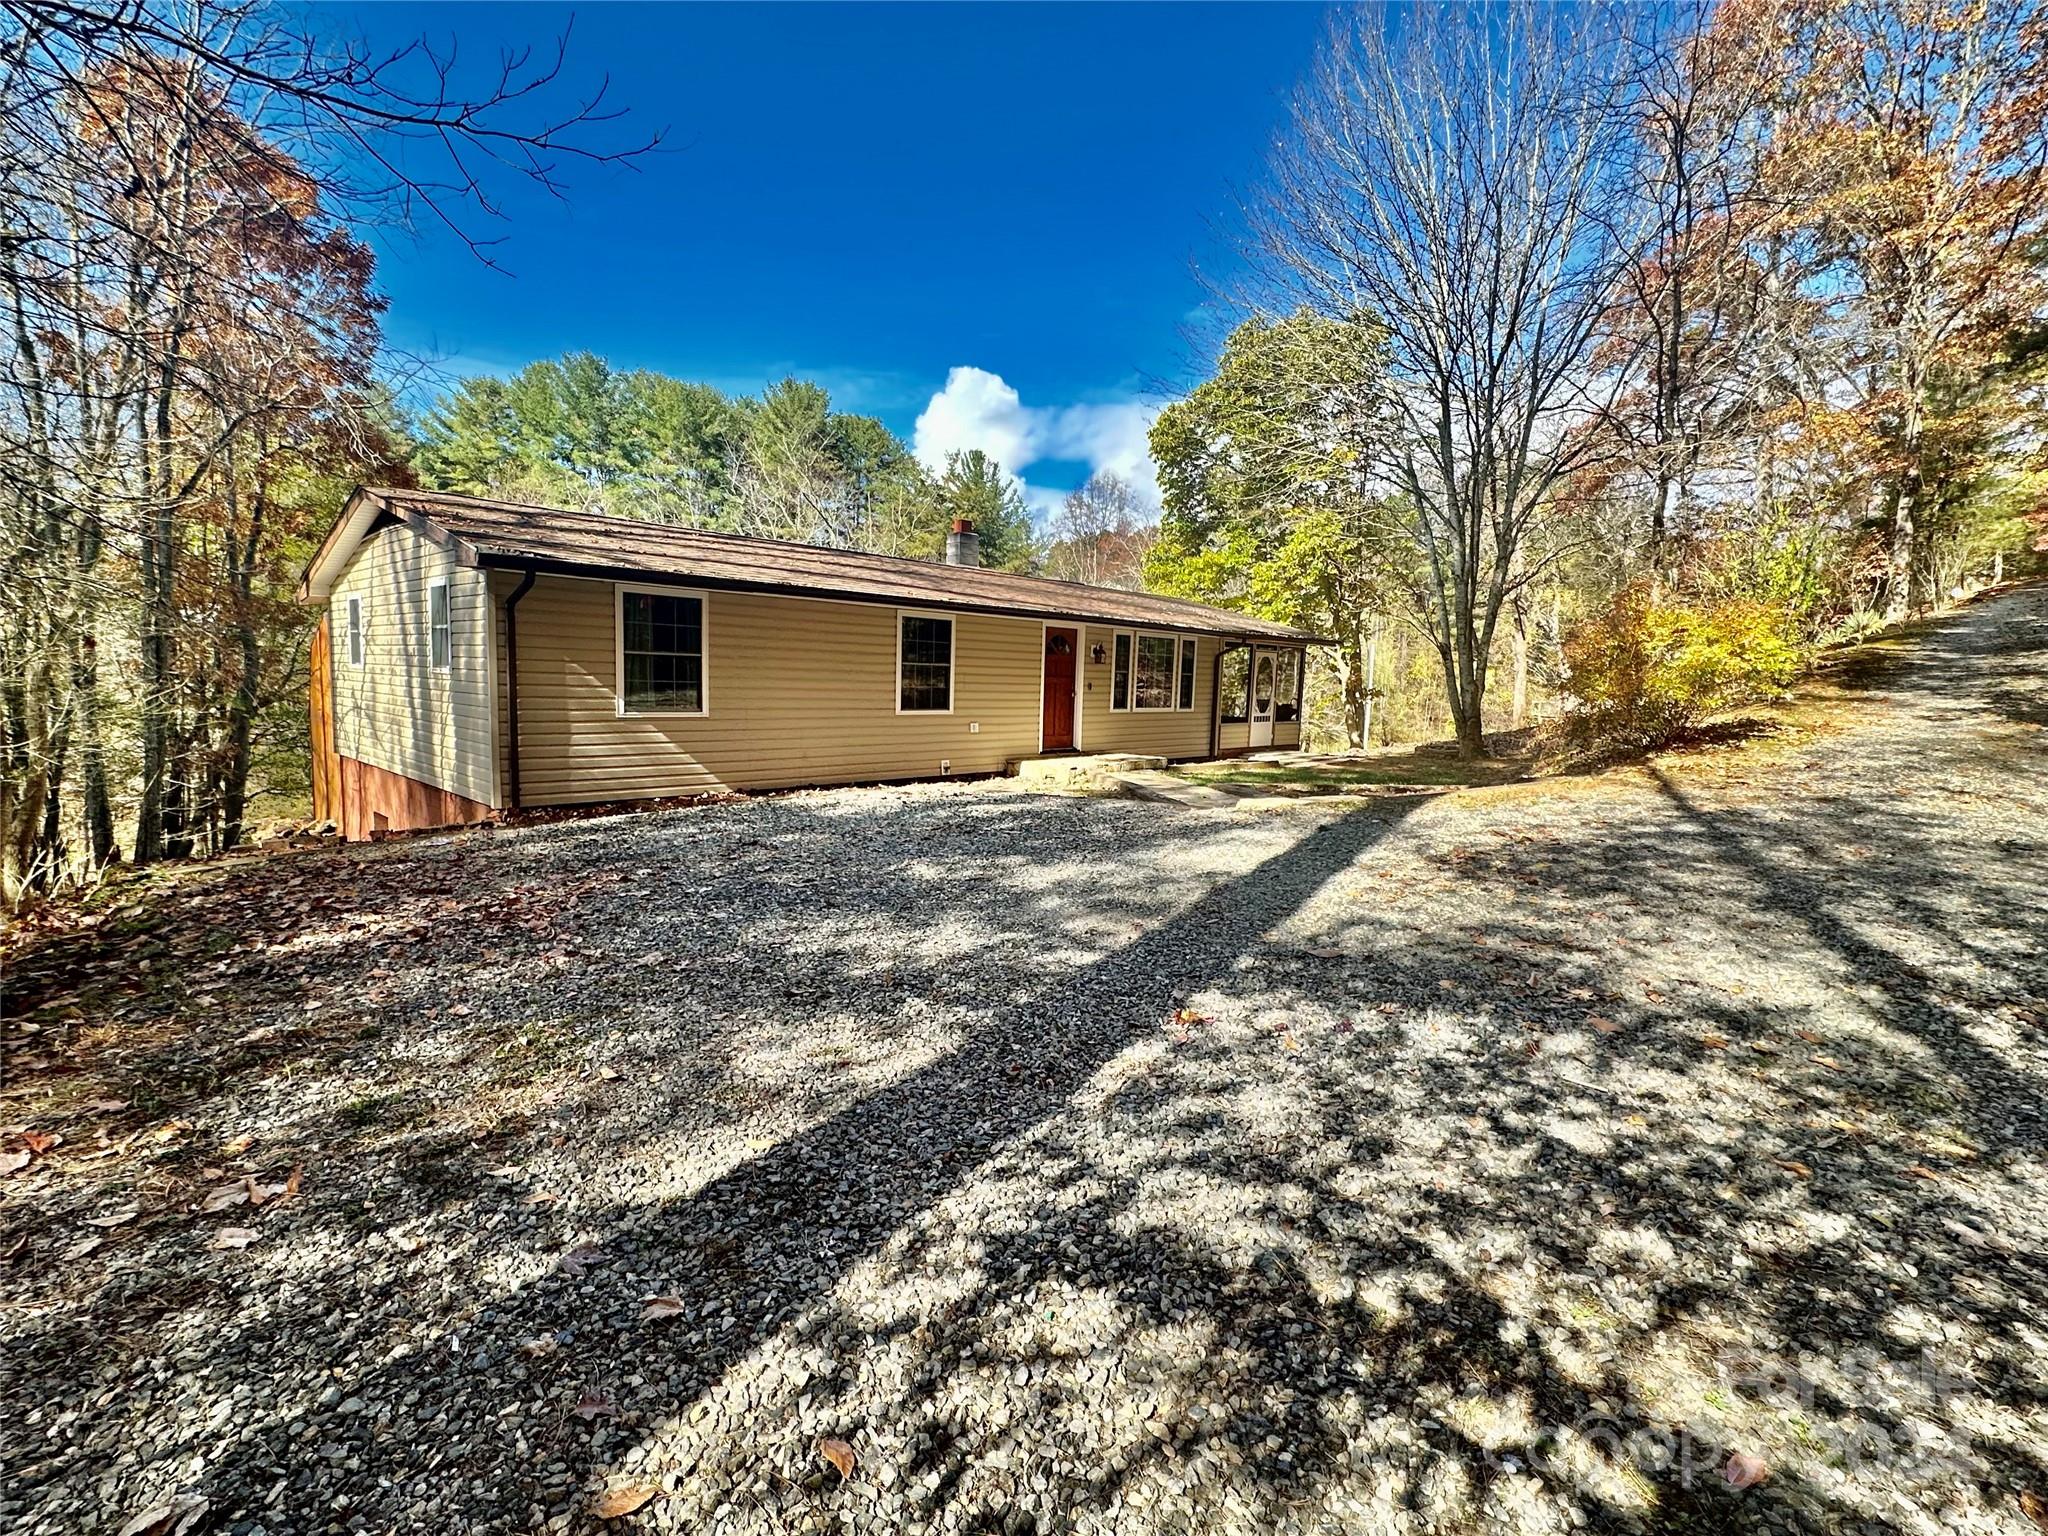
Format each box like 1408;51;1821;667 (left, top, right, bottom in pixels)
1077;625;1218;759
492;574;1046;804
330;524;497;806
1218;721;1252;753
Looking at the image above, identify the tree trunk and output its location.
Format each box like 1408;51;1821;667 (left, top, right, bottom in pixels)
1341;626;1366;750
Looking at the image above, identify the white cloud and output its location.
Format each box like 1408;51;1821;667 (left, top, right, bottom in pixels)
911;366;1161;524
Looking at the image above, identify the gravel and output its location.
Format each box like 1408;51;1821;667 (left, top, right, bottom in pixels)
3;588;2044;1536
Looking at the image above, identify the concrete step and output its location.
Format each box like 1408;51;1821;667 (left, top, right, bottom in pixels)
1010;752;1167;782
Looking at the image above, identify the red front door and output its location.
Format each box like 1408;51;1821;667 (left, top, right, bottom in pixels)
1042;628;1077;750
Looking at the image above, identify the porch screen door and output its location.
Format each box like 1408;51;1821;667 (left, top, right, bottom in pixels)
1249;650;1276;748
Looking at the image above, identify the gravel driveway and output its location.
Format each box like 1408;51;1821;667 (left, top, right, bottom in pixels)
4;589;2045;1536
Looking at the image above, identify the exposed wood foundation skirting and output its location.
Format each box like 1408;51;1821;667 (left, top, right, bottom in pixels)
336;755;495;841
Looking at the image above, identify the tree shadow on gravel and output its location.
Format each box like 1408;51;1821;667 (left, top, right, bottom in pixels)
7;797;1420;1534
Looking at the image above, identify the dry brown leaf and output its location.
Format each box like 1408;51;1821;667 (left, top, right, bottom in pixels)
571;1389;618;1421
818;1435;856;1480
1304;946;1344;959
212;1227;259;1250
85;1207;138;1228
524;1190;560;1208
521;1336;560;1358
1723;1451;1769;1489
1904;1164;1940;1181
1172;1007;1209;1027
1814;1054;1843;1071
200;1183;248;1213
591;1482;660;1519
1567;986;1595;1000
88;1099;130;1114
557;1243;604;1277
1795;1029;1825;1044
639;1295;686;1322
281;1164;303;1200
2019;1489;2048;1533
1701;1035;1729;1050
151;1120;193;1143
1278;1030;1301;1051
21;1130;59;1154
116;1494;210;1536
221;1134;255;1155
0;1151;28;1176
61;1236;103;1261
1774;1159;1812;1179
1589;1016;1620;1034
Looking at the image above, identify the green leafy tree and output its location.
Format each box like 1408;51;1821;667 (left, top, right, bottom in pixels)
933;449;1040;572
1146;313;1393;746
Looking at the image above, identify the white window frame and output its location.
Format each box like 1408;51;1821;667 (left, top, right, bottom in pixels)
427;579;451;671
1117;629;1186;713
614;582;711;718
345;595;364;668
895;609;955;715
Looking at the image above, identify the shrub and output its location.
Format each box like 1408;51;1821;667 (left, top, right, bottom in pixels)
1558;586;1805;755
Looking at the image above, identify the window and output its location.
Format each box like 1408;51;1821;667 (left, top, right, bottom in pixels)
1177;640;1197;711
428;580;450;670
1134;634;1176;710
1219;649;1249;724
898;613;953;712
618;587;706;715
1275;650;1302;724
346;596;364;667
1111;632;1132;710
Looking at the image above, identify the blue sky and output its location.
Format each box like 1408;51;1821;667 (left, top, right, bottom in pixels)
331;2;1325;515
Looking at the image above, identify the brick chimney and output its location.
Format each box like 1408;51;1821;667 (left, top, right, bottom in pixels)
944;517;981;568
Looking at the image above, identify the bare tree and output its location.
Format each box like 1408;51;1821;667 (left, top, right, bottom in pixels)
1045;472;1154;589
1250;2;1650;758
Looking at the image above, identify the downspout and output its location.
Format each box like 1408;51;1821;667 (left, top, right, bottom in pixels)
502;568;537;810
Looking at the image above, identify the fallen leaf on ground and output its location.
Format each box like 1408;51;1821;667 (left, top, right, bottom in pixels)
1904;1164;1940;1181
85;1208;138;1228
21;1130;60;1154
1304;946;1344;959
212;1227;259;1249
1724;1451;1769;1489
117;1494;210;1536
1589;1016;1620;1034
0;1151;28;1176
1701;1035;1729;1050
62;1237;103;1261
1813;1054;1843;1071
597;1066;622;1081
151;1121;193;1143
572;1389;618;1421
1796;1029;1825;1044
1278;1030;1301;1051
221;1134;255;1155
2019;1489;2048;1532
591;1482;660;1519
1172;1007;1209;1027
639;1295;686;1321
1774;1159;1812;1179
818;1436;856;1480
523;1190;560;1207
557;1243;605;1277
200;1183;248;1213
88;1099;130;1114
521;1336;560;1358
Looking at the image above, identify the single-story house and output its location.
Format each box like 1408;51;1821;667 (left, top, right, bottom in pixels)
297;487;1323;839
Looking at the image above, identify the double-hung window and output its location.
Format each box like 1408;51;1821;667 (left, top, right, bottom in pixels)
898;613;953;713
1134;634;1177;710
617;586;707;715
427;580;451;670
1112;630;1194;711
346;596;364;667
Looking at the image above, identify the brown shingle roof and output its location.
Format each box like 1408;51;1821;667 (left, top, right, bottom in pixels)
319;487;1324;644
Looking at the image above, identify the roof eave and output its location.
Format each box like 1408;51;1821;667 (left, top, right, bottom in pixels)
298;488;482;602
468;548;1322;646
